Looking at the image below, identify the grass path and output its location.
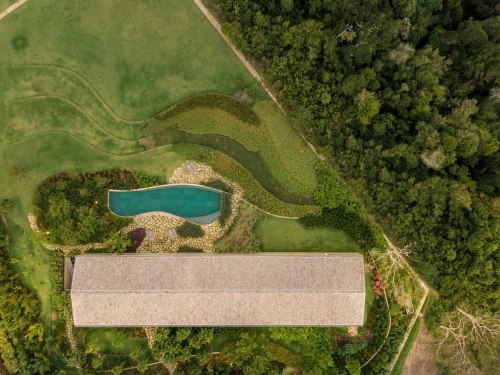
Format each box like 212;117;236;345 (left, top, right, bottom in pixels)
9;95;139;141
13;64;146;124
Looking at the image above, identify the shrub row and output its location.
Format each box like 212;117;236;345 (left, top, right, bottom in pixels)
0;213;49;374
153;126;315;205
176;221;204;238
155;93;260;125
178;246;204;253
174;143;320;217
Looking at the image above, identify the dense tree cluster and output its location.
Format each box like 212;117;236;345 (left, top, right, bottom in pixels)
0;213;50;374
33;169;142;247
211;0;499;313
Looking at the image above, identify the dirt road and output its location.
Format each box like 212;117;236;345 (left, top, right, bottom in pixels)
0;0;28;21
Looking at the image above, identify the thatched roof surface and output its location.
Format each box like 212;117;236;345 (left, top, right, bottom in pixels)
71;253;365;327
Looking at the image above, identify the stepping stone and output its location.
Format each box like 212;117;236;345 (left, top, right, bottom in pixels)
145;231;156;241
184;162;196;174
166;229;177;240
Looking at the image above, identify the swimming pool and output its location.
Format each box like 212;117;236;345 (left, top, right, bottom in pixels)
109;184;222;225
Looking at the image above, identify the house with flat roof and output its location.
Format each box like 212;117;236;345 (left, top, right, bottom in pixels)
69;253;365;327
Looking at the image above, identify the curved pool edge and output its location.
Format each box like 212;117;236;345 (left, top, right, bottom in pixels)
108;183;223;225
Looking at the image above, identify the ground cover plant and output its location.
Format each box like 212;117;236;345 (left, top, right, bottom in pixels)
176;143;320;217
215;202;262;253
145;100;318;199
201;179;234;226
176;221;204;238
155;93;260;125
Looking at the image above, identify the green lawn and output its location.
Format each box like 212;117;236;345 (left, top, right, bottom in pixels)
84;329;152;362
0;0;266;119
255;216;361;253
0;0;364;368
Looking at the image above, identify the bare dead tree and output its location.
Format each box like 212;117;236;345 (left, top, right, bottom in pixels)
436;307;500;374
369;244;415;284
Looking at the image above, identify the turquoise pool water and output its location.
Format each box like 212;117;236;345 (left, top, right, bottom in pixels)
109;185;222;225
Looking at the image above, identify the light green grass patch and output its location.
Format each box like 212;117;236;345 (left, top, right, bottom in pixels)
391;318;422;375
0;0;266;119
255;216;361;253
5;96;142;155
84;328;152;361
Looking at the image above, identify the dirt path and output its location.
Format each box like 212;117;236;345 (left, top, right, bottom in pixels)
0;0;28;21
403;322;440;375
385;234;430;373
192;0;285;114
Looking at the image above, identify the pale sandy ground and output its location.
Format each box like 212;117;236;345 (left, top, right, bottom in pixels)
403;321;440;375
0;0;28;21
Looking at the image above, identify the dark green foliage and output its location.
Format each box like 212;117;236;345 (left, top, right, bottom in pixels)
33;169;137;245
218;193;232;227
152;125;314;205
131;170;161;188
0;214;50;374
0;199;14;212
215;204;261;253
178;246;204;253
301;207;383;250
11;35;28;51
202;179;234;226
176;221;204;238
212;0;499;314
202;179;234;194
301;163;385;249
155;93;260;125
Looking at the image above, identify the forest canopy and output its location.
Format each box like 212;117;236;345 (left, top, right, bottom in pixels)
211;0;499;312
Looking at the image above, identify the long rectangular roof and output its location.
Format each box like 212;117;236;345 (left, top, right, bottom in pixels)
71;253;365;327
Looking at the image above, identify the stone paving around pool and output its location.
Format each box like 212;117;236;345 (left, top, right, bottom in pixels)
125;161;242;253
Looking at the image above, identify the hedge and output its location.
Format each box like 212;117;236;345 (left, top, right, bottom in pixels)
155;93;260;125
152;125;314;205
173;143;320;217
176;221;204;238
178;246;204;253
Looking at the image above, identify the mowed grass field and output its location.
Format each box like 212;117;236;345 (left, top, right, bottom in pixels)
0;0;266;119
256;216;361;253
